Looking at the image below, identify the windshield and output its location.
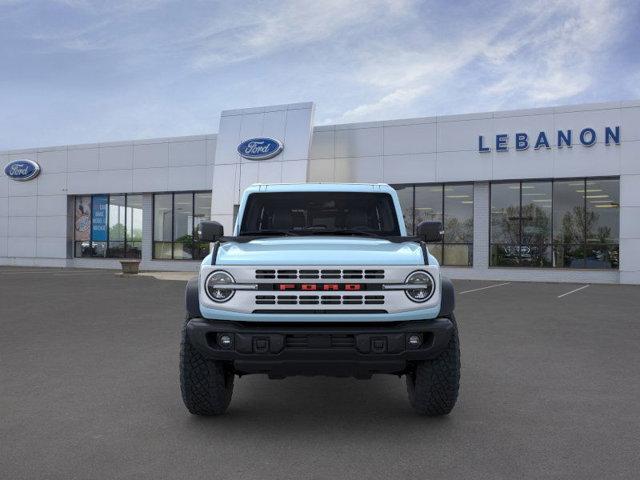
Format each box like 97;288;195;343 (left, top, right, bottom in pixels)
239;192;401;237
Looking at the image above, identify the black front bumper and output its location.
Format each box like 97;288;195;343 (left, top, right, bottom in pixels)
186;318;454;378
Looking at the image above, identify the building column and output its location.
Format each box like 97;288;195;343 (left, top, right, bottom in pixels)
211;103;315;234
141;193;153;262
619;174;640;284
473;182;490;271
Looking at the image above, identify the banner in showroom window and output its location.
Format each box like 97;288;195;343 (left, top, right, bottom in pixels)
74;196;91;241
91;195;108;241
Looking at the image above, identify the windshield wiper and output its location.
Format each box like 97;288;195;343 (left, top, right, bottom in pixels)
239;230;300;237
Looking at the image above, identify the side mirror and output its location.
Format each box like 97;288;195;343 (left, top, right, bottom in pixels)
416;221;443;243
197;221;224;242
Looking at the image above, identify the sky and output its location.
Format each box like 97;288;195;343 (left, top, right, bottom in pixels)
1;0;639;150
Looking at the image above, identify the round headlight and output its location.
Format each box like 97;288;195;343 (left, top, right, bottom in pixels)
405;270;435;303
205;270;235;303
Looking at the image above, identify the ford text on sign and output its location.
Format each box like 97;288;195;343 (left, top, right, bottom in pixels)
237;138;283;160
4;159;41;181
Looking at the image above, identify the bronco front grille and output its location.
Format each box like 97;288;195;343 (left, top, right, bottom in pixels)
255;269;385;280
254;294;385;306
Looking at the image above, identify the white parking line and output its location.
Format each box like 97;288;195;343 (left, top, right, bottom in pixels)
0;271;61;275
557;284;590;298
0;270;114;276
0;269;52;273
51;272;115;276
458;282;511;295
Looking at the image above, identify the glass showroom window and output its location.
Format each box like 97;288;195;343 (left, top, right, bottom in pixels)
152;192;212;260
553;178;619;269
394;185;415;235
490;181;552;267
490;178;619;269
74;194;143;258
393;184;473;266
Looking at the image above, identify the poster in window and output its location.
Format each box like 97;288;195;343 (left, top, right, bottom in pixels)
91;195;108;241
74;196;91;241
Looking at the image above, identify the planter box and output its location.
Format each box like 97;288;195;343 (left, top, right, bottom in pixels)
119;259;141;274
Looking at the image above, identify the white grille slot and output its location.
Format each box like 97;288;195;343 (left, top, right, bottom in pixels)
254;268;385;280
254;294;385;306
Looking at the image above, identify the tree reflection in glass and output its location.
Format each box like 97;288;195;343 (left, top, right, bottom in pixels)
520;181;552;266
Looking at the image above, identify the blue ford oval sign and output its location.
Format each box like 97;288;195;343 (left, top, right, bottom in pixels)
237;137;283;160
4;159;41;181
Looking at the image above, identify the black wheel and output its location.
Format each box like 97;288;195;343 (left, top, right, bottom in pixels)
406;315;460;415
180;317;234;415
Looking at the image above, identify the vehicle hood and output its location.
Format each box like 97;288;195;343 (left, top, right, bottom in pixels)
214;237;426;266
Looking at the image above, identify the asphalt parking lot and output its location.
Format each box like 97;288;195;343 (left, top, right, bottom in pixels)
1;268;639;479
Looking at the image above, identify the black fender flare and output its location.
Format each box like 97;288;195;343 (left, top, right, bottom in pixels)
185;276;202;319
439;276;455;317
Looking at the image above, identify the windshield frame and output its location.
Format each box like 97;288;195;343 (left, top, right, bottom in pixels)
237;191;403;238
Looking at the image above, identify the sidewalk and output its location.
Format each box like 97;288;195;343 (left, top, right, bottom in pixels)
137;271;195;281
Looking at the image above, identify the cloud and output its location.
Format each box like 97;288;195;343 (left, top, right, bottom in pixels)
0;0;635;149
338;85;429;122
338;36;492;121
190;0;413;70
334;0;627;122
51;0;172;13
14;0;414;66
481;0;622;104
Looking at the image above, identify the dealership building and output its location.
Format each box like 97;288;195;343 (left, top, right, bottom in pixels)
1;100;639;284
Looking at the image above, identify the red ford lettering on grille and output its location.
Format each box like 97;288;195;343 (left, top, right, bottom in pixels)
277;283;362;291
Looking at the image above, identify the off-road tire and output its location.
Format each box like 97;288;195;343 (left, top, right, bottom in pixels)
180;317;234;415
406;315;460;415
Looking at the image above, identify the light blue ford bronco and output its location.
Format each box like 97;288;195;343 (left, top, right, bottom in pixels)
180;183;460;415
